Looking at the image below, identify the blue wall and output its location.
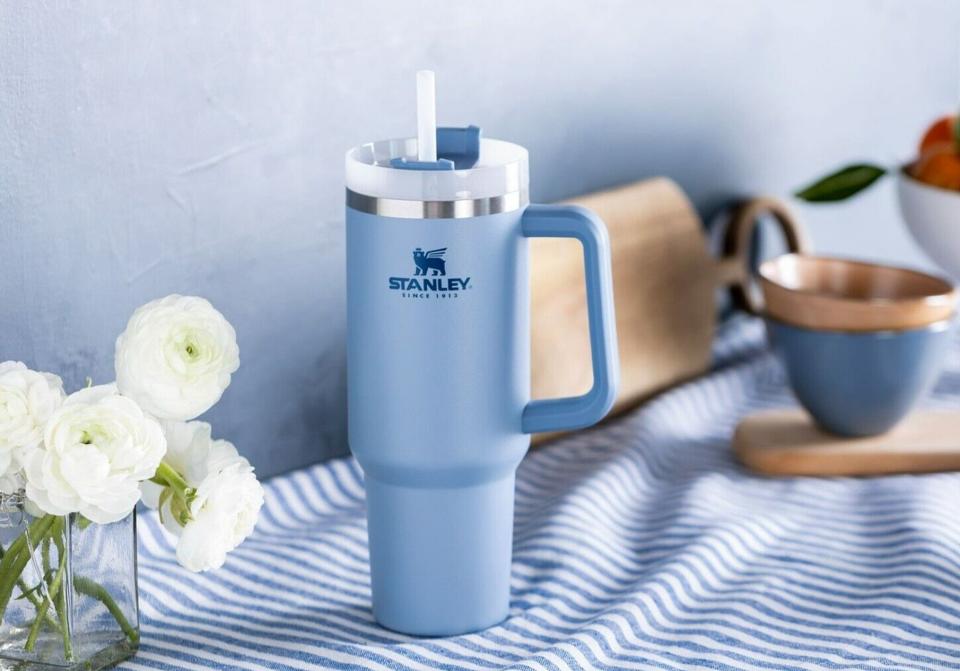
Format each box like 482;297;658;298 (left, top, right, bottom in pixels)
2;1;959;477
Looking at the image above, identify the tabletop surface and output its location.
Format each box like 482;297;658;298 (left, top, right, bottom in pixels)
122;317;960;670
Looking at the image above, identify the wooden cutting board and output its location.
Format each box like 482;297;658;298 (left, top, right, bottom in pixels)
734;408;960;476
530;179;713;418
529;178;806;440
531;177;960;476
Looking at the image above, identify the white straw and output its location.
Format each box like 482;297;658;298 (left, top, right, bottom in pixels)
416;70;437;162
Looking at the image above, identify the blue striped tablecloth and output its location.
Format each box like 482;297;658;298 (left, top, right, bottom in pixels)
125;317;960;670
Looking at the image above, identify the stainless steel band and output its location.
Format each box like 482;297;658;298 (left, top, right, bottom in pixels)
346;188;528;219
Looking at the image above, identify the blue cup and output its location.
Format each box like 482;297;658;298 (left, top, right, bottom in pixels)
345;128;619;635
766;318;952;436
743;253;958;437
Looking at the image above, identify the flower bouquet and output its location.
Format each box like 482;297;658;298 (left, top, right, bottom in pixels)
0;295;263;669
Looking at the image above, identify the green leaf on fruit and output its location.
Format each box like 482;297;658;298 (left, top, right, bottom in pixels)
795;164;887;202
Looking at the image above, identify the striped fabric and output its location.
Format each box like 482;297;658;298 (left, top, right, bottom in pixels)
125;317;960;670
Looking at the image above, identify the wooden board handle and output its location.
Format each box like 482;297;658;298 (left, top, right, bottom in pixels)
531;178;718;442
718;196;812;315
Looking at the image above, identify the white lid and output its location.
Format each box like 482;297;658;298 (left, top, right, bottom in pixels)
345;137;529;202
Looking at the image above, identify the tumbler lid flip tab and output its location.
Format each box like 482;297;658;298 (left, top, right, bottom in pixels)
345;71;527;207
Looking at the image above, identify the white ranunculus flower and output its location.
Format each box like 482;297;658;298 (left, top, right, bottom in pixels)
23;383;167;524
141;419;240;533
0;362;64;492
175;455;264;572
142;420;263;569
115;295;239;421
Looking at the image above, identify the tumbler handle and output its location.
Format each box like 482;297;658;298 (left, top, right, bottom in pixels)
521;204;619;434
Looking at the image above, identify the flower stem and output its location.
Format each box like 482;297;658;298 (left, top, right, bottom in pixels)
51;519;73;661
19;577;61;634
0;515;56;623
0;539;61;635
155;461;196;525
24;532;65;653
23;594;49;651
155;461;191;498
73;576;139;645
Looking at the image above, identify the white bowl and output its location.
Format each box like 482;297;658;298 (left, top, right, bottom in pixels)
897;168;960;281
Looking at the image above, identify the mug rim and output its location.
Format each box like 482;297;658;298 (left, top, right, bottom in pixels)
759;253;956;332
760;253;954;303
764;313;954;337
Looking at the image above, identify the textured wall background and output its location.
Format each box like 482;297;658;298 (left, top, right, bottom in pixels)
2;1;959;477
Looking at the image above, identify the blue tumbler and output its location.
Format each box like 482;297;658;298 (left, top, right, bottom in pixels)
345;125;619;635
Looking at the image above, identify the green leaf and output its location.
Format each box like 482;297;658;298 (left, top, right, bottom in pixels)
795;164;887;202
16;582;42;601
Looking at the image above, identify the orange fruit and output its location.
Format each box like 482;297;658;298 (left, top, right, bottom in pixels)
911;141;960;190
919;115;957;154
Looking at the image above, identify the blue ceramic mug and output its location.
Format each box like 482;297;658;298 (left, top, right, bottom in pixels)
721;203;957;437
753;254;957;437
766;318;952;436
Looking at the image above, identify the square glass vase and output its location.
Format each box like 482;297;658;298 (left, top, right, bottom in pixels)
0;494;139;670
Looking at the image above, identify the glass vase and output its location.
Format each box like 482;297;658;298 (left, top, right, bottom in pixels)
0;493;139;670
